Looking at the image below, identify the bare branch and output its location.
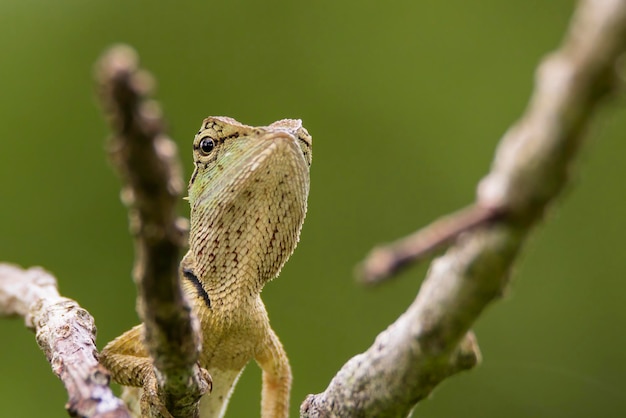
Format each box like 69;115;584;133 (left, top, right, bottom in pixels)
95;45;208;417
0;263;130;418
358;204;502;285
301;0;626;416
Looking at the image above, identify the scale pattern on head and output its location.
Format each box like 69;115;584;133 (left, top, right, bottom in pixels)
187;116;312;296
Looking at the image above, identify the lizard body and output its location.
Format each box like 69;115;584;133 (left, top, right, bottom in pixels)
101;116;312;418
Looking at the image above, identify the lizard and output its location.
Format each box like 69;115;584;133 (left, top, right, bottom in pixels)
100;116;312;418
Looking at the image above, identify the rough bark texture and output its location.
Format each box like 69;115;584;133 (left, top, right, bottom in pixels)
95;45;209;418
0;264;130;418
302;0;626;416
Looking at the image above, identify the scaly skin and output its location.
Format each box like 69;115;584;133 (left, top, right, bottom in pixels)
101;116;312;418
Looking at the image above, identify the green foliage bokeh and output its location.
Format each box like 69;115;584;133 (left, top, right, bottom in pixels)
1;1;625;417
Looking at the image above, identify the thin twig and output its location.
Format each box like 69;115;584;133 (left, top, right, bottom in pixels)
0;264;131;418
95;45;208;418
302;0;626;416
358;204;503;285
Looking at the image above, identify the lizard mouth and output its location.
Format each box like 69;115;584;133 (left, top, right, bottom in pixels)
247;132;304;172
226;131;310;212
266;119;312;165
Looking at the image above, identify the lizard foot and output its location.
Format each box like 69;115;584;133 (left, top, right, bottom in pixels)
199;366;213;394
139;366;212;417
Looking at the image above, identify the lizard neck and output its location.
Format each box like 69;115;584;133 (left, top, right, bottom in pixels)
180;253;266;309
184;205;280;306
200;256;265;306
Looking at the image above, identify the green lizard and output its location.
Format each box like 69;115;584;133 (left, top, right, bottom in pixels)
101;116;312;418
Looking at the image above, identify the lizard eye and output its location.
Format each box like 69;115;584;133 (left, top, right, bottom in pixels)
199;137;215;155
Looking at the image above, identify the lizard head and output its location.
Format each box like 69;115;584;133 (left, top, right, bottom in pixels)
186;116;312;294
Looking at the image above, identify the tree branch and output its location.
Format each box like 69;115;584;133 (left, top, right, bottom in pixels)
0;264;130;418
358;204;503;285
95;45;208;417
302;0;626;416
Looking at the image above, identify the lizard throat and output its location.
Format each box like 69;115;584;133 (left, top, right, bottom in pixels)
187;133;310;303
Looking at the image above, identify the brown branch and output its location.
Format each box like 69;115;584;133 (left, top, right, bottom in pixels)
0;264;131;418
95;45;208;417
358;204;503;285
301;0;626;416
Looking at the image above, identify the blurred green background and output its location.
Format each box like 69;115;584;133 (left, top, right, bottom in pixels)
1;1;625;417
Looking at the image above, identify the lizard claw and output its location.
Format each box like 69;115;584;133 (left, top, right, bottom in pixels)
139;366;212;417
141;372;174;418
198;365;213;394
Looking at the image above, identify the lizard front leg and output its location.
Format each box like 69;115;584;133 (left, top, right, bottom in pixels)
100;324;210;417
100;324;153;388
100;324;154;416
255;327;292;418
